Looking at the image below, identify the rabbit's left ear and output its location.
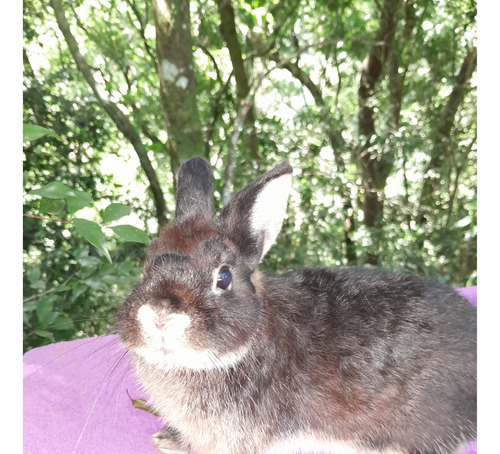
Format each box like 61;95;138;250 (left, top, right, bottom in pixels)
219;162;293;268
175;157;215;225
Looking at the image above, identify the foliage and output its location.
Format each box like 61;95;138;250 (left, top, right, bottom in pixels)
23;125;149;351
23;0;476;352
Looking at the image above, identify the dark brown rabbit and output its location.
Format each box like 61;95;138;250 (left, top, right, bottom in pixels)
116;157;476;454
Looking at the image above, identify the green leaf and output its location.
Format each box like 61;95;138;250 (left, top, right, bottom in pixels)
75;255;102;267
111;225;150;244
66;190;92;214
73;218;112;263
25;268;46;291
23;124;62;142
102;203;131;223
30;181;76;199
29;182;92;214
34;330;55;341
25;267;41;283
51;314;75;331
101;274;119;285
149;142;165;153
39;198;66;216
23;299;37;313
70;284;88;302
84;277;109;291
29;280;46;291
36;297;56;326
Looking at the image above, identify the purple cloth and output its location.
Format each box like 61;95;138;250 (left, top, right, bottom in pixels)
23;336;163;453
457;286;477;307
23;288;477;454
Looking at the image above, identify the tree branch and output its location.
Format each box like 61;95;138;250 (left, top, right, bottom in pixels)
204;71;233;159
50;0;168;227
266;53;357;263
357;0;403;265
257;0;302;57
416;46;477;225
444;132;477;228
23;213;71;224
124;0;157;65
215;0;261;161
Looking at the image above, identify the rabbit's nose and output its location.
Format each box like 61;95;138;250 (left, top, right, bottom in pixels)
154;314;189;333
138;305;191;339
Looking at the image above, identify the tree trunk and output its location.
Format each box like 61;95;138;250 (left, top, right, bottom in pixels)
23;49;50;126
357;0;402;265
269;53;357;264
50;0;168;227
153;0;204;177
215;0;261;162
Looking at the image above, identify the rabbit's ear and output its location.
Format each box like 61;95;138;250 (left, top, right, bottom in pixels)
219;162;292;267
175;157;215;225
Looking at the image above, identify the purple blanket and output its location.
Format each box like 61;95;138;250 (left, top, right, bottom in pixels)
23;287;477;454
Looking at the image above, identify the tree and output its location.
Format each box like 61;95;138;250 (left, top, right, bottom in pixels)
153;0;205;174
50;0;169;226
357;0;402;265
23;0;477;351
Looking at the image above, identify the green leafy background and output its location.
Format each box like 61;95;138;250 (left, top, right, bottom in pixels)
23;0;476;352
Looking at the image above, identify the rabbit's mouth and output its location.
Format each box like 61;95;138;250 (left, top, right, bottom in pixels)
136;340;251;372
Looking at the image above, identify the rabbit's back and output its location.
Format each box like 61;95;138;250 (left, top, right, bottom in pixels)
259;268;476;453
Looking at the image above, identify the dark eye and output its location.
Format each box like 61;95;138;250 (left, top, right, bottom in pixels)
217;266;232;290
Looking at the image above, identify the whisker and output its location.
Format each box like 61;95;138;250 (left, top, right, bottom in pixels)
24;336;120;382
72;347;129;453
78;336;123;363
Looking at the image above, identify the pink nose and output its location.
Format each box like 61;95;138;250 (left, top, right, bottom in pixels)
154;317;170;331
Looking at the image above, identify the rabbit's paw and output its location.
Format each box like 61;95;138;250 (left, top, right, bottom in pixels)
152;426;190;454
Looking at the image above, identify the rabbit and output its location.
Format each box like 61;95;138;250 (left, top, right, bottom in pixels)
116;157;476;454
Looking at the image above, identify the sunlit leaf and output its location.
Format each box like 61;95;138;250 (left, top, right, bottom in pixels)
66;190;92;214
30;181;76;199
23;124;62;142
111;225;150;244
73;218;112;263
102;203;131;223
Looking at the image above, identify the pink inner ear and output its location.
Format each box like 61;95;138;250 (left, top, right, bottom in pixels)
249;173;292;261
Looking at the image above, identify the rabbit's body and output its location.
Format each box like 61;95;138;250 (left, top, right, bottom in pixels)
117;158;476;454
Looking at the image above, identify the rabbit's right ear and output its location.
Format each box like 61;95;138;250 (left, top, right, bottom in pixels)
175;157;215;225
219;162;293;269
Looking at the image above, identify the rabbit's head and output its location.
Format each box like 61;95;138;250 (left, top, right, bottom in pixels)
117;158;292;371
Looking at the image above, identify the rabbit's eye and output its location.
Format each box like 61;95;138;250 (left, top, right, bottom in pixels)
217;266;232;290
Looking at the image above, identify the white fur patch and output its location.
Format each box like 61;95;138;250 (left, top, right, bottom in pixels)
267;434;405;454
135;305;248;371
250;173;292;260
137;305;191;340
